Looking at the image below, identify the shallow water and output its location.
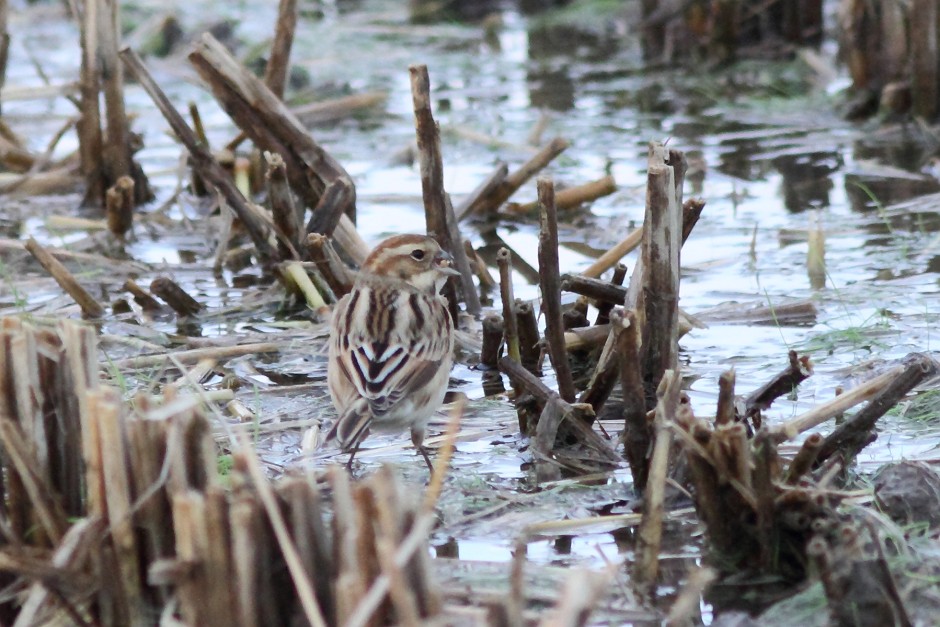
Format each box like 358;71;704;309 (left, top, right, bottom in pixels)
3;0;940;622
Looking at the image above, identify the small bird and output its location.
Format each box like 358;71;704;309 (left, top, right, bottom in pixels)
326;234;459;471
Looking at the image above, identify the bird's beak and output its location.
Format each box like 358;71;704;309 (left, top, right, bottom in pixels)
434;250;461;276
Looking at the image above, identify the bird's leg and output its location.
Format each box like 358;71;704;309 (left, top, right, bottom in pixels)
345;442;361;471
417;445;434;473
412;429;434;473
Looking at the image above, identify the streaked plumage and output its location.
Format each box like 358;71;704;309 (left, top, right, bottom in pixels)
326;234;458;470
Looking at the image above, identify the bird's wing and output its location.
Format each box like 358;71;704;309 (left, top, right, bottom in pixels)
338;286;452;418
352;288;451;413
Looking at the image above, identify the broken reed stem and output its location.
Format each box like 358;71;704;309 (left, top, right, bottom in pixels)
263;0;297;98
497;248;520;363
236;435;327;627
506;174;616;214
634;370;680;589
620;309;650;489
640;143;681;406
306;233;354;297
715;369;736;426
120;48;278;263
188;32;356;213
771;365;904;441
784;432;824;485
109;342;279;370
480;314;504;369
461;137;569;217
105;175;135;238
150;276;203;317
578;308;627;414
595;263;627;326
744;350;813;422
305;177;354;239
98;0;133;191
0;418;68;543
76;0;104;204
816;353;938;464
344;513;437;627
265;152;302;260
583;226;642;279
561;273;627;304
24;237;104;318
123;278;162;311
563;324;609;351
563;303;590;332
281;262;327;310
464;240;497;290
537;178;576;403
499;356;618;462
514;299;541;376
444;195;482;317
752;430;777;570
409;64;461;323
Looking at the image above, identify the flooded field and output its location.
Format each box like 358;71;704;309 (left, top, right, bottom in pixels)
2;0;940;624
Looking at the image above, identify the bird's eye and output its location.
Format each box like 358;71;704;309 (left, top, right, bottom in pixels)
410;249;425;260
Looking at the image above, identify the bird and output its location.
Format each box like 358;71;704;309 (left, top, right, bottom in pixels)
326;234;459;471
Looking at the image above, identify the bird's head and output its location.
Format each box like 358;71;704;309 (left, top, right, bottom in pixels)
361;234;460;293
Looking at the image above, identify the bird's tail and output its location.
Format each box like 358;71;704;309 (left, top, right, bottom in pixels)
326;398;372;452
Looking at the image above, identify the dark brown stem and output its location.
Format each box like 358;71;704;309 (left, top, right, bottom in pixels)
105;175;135;238
263;0;297;99
77;0;104;205
498;356;618;463
186;107;210;193
24;238;104;318
578;308;627;414
120;47;279;263
538;178;575;404
715;369;736;426
744;350;813;424
305;177;354;239
185;34;356;248
266;152;302;260
562;301;590;331
560;273;626;305
681;198;705;244
480;315;504;370
99;0;131;187
463;240;497;291
752;429;777;570
640;143;682;408
513;299;541;377
595;263;627;326
817;353;939;465
123;279;163;312
409;64;460;323
444;194;481;317
305;234;353;298
497;248;520;363
783;432;823;485
619;310;650;488
461;138;568;217
150;277;204;317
